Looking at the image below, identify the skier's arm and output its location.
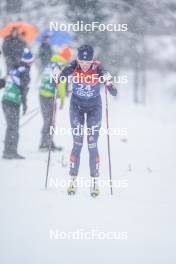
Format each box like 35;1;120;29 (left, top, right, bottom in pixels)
59;60;77;79
98;65;117;96
56;60;77;98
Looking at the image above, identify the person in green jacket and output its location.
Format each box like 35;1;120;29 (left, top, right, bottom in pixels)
39;55;67;151
2;48;34;159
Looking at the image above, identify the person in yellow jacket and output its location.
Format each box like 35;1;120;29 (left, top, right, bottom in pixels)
39;55;67;151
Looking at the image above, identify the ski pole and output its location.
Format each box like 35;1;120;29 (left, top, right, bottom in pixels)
20;110;39;128
45;89;58;189
105;86;113;195
23;107;39;117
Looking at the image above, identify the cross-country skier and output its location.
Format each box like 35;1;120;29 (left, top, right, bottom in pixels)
1;48;34;159
58;45;117;197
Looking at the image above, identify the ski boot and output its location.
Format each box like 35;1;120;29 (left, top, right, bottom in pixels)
2;152;25;160
67;176;77;195
51;143;63;152
39;143;63;152
39;145;48;152
90;177;100;198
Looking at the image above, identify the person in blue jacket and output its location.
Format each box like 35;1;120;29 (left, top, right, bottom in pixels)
59;45;117;197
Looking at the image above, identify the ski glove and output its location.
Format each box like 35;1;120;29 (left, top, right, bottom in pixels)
103;72;117;96
103;72;113;88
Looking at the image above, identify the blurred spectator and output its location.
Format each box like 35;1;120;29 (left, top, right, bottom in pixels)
38;36;52;73
2;27;26;72
1;48;34;159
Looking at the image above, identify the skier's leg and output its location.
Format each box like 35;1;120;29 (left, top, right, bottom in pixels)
87;102;102;178
87;101;102;197
67;99;85;194
69;98;85;177
2;101;20;156
39;96;54;147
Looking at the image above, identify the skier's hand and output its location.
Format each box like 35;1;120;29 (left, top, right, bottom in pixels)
105;84;117;97
105;80;113;88
23;103;27;115
103;72;114;89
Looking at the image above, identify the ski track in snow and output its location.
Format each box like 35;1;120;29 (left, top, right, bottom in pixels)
0;67;176;264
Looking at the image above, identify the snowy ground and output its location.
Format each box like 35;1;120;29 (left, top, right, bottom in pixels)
0;67;176;264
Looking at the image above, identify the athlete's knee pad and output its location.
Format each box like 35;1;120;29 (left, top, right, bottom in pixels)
87;132;99;149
